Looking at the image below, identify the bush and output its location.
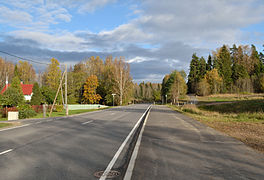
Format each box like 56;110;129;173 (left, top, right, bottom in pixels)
55;105;64;112
18;104;37;119
0;107;18;118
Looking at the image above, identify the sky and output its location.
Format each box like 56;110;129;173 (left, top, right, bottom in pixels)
0;0;264;83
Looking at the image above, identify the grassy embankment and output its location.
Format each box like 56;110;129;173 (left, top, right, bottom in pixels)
0;107;109;129
169;94;264;152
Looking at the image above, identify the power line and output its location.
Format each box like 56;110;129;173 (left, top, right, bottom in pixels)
0;50;49;65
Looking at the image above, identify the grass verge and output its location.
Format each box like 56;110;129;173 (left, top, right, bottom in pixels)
168;99;264;153
0;107;110;121
0;123;13;129
32;107;110;119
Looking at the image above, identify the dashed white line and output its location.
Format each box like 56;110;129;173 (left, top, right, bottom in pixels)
0;149;13;155
34;121;43;125
82;120;93;125
0;124;31;132
99;105;151;180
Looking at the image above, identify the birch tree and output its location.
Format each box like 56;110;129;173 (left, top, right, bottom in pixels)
113;57;133;105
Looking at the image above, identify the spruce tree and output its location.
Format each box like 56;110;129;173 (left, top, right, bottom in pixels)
206;55;213;71
199;57;207;80
187;53;200;93
31;83;44;105
216;45;232;91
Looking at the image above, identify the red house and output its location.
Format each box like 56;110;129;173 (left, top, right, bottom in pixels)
1;82;33;101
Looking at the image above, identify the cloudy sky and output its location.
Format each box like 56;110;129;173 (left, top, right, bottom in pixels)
0;0;264;82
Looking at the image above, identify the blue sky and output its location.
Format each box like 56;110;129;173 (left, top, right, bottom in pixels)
0;0;264;82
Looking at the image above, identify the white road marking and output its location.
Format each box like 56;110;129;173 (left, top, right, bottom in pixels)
0;149;13;155
46;119;53;122
34;121;43;125
82;120;94;125
124;107;151;180
99;105;151;180
0;124;31;132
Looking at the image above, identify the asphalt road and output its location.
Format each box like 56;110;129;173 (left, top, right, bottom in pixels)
0;104;150;180
132;105;264;180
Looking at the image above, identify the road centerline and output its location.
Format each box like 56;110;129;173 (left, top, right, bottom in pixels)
0;149;13;155
99;105;151;180
82;120;94;125
124;106;152;180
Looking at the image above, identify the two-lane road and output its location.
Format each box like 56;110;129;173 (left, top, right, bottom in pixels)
0;104;149;180
132;105;264;180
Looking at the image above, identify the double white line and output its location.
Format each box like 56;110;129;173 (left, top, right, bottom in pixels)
99;105;151;180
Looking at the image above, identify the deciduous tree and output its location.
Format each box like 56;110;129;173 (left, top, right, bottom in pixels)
43;58;61;90
82;75;102;104
17;61;36;84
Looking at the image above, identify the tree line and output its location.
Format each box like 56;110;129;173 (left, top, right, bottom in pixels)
0;56;133;106
161;44;264;104
134;82;161;103
187;44;264;95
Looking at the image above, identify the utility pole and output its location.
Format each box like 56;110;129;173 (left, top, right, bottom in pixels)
49;70;66;117
65;64;68;116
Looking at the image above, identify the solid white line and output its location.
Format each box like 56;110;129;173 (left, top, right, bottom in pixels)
124;107;151;180
0;124;31;132
82;120;94;125
0;149;13;155
99;105;151;180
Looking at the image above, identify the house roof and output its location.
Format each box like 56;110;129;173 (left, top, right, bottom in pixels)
1;84;33;95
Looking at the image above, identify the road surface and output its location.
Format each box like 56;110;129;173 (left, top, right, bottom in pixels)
0;104;149;180
1;104;264;180
132;105;264;180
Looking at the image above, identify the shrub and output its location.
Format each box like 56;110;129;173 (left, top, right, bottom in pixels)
0;107;18;118
18;104;37;119
55;105;64;112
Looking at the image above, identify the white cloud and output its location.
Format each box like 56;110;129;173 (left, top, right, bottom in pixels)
127;56;151;63
1;0;264;82
9;31;86;51
98;23;153;43
78;0;117;13
136;0;264;47
0;2;71;30
0;6;32;24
